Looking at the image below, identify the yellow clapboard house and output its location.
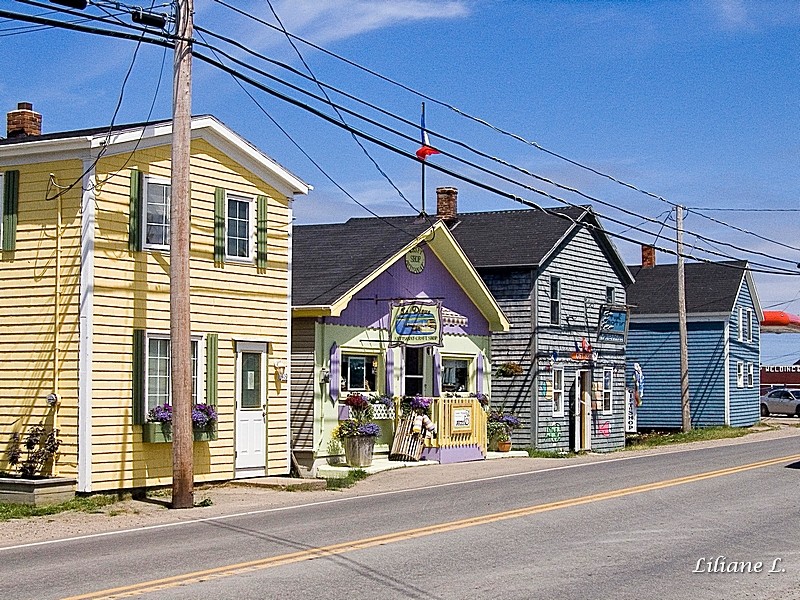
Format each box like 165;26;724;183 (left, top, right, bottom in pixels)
0;102;309;492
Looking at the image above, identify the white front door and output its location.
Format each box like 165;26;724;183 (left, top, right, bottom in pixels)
235;343;267;476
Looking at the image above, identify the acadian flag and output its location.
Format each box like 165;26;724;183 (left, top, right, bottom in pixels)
416;104;440;160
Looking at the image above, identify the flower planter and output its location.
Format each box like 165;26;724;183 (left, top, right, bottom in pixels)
141;423;217;443
342;436;376;468
496;440;512;452
0;475;76;506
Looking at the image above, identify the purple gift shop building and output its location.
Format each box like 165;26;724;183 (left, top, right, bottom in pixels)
289;218;509;475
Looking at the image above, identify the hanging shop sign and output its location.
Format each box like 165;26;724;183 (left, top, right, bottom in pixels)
571;351;594;361
625;388;638;433
389;299;443;348
597;304;629;344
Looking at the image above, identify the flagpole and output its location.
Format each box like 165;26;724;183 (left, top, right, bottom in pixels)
420;102;426;216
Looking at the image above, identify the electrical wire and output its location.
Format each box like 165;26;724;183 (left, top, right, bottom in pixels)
263;0;421;219
192;49;800;276
4;7;798;276
189;22;800;264
193;27;420;238
208;0;793;252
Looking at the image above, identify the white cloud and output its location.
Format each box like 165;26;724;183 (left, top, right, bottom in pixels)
708;0;750;29
203;0;470;50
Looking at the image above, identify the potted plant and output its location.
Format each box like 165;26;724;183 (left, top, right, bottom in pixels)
334;393;380;467
496;362;524;378
2;425;75;506
487;411;521;451
142;402;218;443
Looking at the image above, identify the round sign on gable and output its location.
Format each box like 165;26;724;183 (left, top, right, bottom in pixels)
405;247;425;274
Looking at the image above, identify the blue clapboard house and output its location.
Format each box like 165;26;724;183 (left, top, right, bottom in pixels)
626;255;762;428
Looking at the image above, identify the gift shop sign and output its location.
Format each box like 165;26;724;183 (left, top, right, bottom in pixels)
389;299;443;348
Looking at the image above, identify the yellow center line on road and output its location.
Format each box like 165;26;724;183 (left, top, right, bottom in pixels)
62;453;800;600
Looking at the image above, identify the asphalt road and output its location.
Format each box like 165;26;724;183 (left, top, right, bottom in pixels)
4;436;800;600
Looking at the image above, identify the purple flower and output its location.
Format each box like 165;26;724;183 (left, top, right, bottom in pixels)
410;395;432;411
192;404;218;428
356;422;381;437
147;403;173;423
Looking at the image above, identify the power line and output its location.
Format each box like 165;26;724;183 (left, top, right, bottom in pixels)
193;27;420;238
191;48;800;276
263;0;419;217
207;0;792;252
189;21;800;266
5;8;798;276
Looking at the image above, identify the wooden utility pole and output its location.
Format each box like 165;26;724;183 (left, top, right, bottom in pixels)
171;0;194;509
676;205;691;432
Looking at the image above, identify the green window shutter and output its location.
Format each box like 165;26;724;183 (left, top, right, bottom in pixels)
257;194;268;270
129;169;143;252
132;329;146;425
206;334;218;406
214;187;225;266
3;170;19;252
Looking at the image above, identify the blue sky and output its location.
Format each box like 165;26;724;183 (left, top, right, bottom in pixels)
2;0;799;362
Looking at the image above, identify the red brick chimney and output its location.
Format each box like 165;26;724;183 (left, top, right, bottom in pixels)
436;186;458;222
7;102;42;138
641;244;656;269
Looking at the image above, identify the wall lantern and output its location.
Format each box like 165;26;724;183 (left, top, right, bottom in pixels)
274;359;287;382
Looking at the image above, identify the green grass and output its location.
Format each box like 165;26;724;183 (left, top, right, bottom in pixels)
0;494;120;522
526;448;570;459
325;469;369;490
624;426;749;450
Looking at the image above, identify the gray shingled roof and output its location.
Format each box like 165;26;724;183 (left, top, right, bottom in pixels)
0;118;172;146
293;218;432;307
293;205;633;307
626;260;748;316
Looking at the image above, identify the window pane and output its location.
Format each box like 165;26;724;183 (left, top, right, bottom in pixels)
241;352;261;408
227;196;250;258
348;357;366;390
442;359;469;392
146;182;170;247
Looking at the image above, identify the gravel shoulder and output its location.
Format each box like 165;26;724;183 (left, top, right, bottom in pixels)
3;422;799;549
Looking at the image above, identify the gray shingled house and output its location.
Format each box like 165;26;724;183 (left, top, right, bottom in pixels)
626;256;762;428
434;188;635;452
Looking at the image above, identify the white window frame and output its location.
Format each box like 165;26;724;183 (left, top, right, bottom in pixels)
602;368;613;413
737;307;744;342
552;368;565;417
746;308;753;343
142;175;171;252
747;363;754;388
605;286;615;305
550;276;561;326
225;192;256;262
736;361;744;388
144;331;204;417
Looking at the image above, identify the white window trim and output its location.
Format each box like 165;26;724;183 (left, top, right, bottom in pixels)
602;368;613;414
736;361;744;388
552;367;565;417
143;331;205;419
746;308;753;343
747;363;754;388
142;175;171;252
606;286;615;305
225;191;256;263
737;307;744;342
